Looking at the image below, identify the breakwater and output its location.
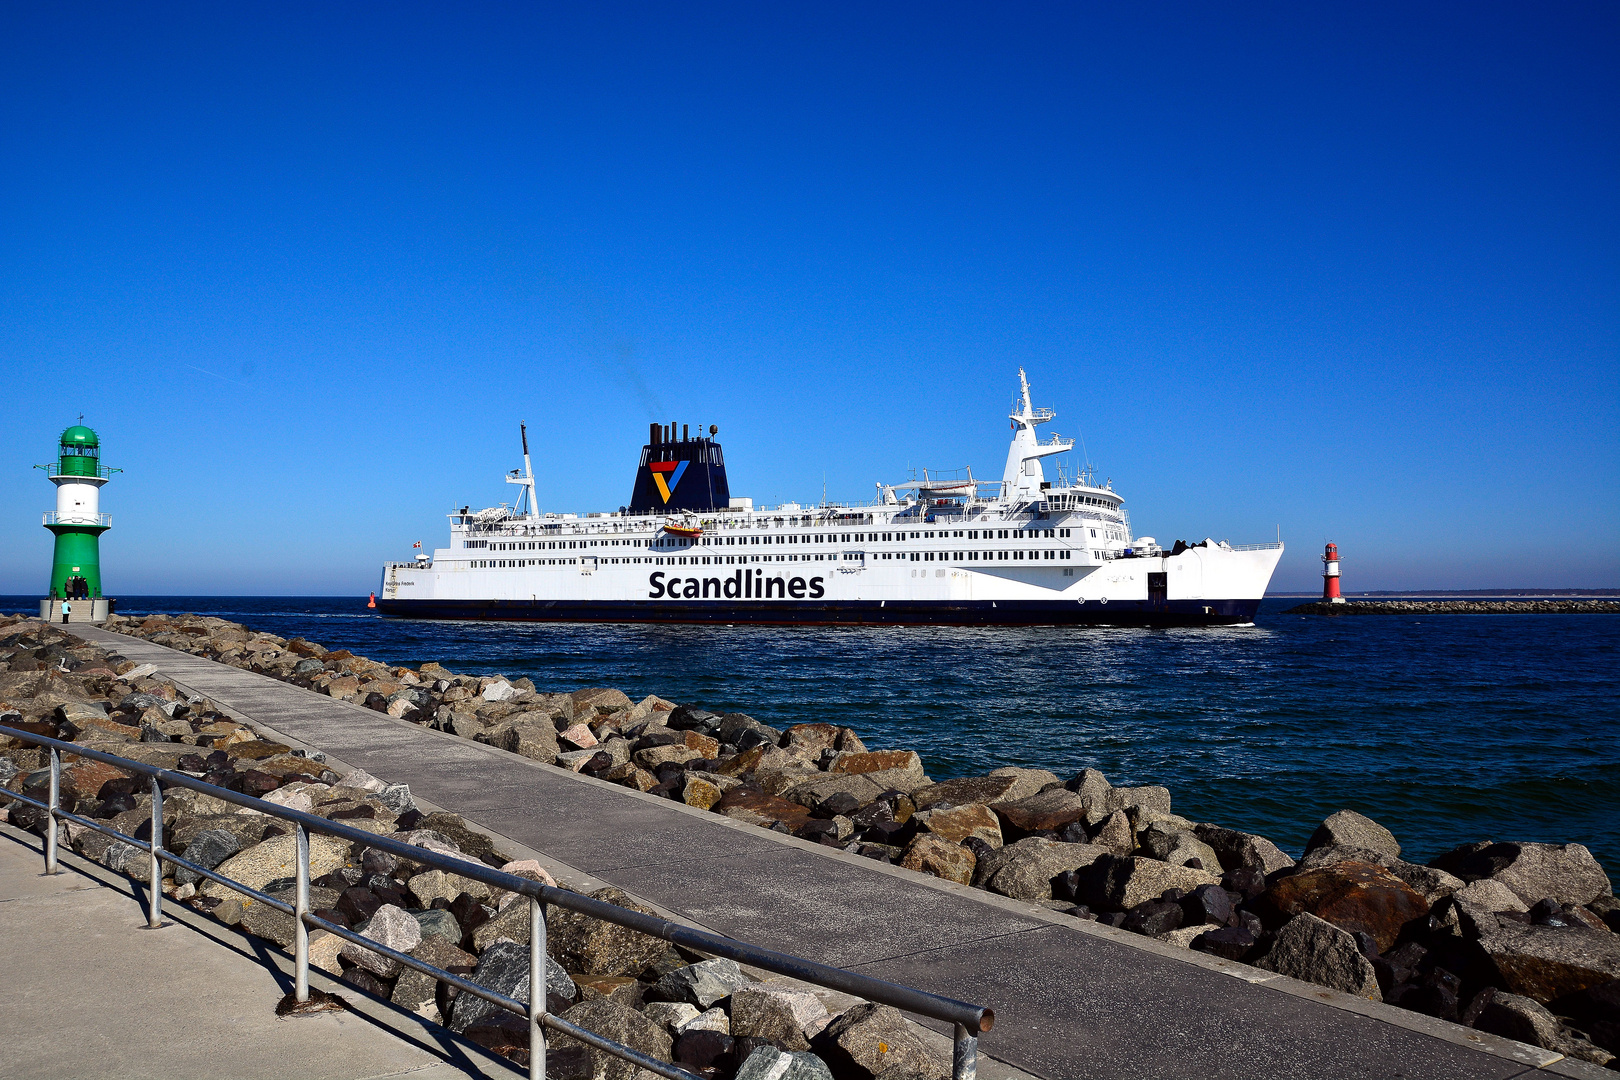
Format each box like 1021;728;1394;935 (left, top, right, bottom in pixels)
0;615;947;1080
7;611;1616;1069
1286;600;1620;615
56;595;1620;882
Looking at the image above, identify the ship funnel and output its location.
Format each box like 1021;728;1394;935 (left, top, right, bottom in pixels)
629;426;731;515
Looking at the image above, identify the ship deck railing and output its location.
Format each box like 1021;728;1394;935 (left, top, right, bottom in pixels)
441;500;1149;541
0;726;993;1080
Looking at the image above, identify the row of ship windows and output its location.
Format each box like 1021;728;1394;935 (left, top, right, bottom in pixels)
677;528;1081;547
466;549;1075;569
466;526;1106;552
883;550;1075;562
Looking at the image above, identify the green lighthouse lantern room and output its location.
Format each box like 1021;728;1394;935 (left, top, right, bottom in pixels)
38;423;120;623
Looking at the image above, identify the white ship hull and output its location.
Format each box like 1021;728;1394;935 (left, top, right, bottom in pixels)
380;530;1279;625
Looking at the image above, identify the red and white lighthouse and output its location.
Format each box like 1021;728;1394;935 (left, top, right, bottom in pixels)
1322;542;1345;603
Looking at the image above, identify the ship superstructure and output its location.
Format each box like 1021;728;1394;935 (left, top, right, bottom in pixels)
378;371;1283;625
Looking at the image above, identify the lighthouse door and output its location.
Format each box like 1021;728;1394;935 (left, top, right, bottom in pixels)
1147;572;1167;607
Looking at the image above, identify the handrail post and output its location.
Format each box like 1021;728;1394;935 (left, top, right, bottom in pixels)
45;747;60;875
529;897;546;1080
0;725;995;1075
147;777;164;928
952;1023;976;1080
294;823;310;1002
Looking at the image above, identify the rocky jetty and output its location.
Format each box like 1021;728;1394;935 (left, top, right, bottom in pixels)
4;611;1618;1070
0;616;944;1080
1286;600;1620;615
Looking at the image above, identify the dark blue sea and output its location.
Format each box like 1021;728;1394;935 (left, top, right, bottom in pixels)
11;595;1616;884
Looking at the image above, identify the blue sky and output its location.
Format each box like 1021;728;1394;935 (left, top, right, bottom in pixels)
2;2;1615;595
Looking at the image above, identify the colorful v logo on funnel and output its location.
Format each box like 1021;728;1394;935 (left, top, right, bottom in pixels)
649;460;688;504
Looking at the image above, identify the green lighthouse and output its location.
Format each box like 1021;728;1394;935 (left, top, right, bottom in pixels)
37;424;119;623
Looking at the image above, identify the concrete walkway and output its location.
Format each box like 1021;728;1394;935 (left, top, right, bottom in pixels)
0;828;515;1080
59;626;1608;1080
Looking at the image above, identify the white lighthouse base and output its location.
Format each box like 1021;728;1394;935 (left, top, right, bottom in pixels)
1328;596;1347;604
40;599;111;624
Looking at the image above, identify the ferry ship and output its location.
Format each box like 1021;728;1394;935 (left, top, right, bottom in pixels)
377;371;1283;625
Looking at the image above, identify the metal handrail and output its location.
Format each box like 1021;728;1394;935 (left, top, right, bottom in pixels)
0;726;991;1080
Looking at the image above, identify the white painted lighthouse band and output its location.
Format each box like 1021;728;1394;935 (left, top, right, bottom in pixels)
37;424;119;623
1322;541;1344;603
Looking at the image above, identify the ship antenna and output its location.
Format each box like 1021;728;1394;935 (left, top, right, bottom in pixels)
508;421;538;517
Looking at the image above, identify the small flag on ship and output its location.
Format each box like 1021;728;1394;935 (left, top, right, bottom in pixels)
413;541;422;548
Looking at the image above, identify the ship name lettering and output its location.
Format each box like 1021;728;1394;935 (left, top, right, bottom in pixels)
648;571;824;601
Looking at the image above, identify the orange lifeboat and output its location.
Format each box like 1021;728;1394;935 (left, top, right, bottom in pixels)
662;515;703;538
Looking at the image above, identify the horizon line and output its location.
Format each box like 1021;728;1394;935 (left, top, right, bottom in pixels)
4;589;1619;600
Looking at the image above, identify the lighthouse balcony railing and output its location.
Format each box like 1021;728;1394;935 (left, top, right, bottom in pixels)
41;464;117;480
42;512;111;527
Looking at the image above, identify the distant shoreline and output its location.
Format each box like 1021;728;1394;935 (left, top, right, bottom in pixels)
1269;589;1619;598
1284;599;1620;615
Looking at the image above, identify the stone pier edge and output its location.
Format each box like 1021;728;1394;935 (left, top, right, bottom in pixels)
66;626;1611;1080
62;640;1038;1080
